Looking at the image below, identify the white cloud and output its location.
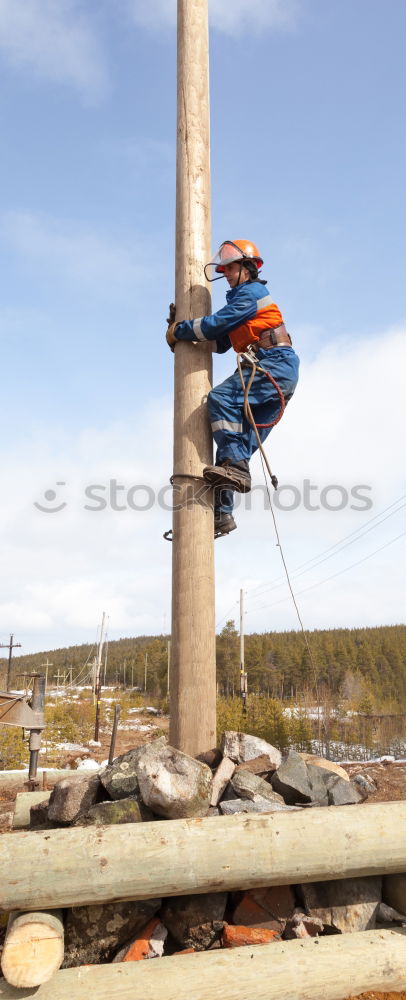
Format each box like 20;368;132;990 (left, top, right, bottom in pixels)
2;211;151;289
0;326;405;653
0;0;108;101
129;0;298;36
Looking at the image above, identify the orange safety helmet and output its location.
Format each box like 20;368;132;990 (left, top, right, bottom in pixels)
204;239;264;281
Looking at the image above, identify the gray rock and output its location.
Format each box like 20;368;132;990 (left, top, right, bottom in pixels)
210;756;236;806
195;748;223;770
299;753;350;781
352;773;376;796
220;783;240;802
230;769;285;804
30;800;56;830
161;893;227;950
77;798;152;826
383;873;406;914
219;797;299;815
234;755;276;778
326;775;363;806
271;750;313;804
221;732;281;770
100;738;166;800
136;741;212;819
377;901;406;924
48;773;102;824
306;763;329;806
63;898;161;968
284;911;324;939
300;876;382;933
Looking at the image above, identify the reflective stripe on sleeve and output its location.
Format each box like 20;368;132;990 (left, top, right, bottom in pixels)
211;419;243;433
193;318;206;341
256;294;274;311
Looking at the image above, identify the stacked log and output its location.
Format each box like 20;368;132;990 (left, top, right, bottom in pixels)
1;911;63;988
0;732;405;996
0;930;405;999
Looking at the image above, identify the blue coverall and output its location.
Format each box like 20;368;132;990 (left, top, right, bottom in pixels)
174;280;300;515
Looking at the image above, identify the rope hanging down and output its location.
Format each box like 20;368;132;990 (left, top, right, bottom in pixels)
237;351;320;689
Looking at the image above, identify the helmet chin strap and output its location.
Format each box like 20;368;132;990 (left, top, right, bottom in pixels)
236;260;246;285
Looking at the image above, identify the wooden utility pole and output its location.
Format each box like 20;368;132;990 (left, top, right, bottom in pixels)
1;634;21;691
239;589;247;712
40;659;52;693
169;0;216;755
94;612;107;742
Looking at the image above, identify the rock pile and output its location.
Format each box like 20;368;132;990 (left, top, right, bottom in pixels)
26;731;406;970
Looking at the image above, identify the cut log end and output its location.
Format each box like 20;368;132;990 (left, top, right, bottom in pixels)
1;911;64;988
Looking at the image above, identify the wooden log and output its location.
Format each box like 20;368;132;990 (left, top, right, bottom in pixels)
0;769;90;792
1;802;406;912
13;791;51;829
0;928;405;999
0;910;64;988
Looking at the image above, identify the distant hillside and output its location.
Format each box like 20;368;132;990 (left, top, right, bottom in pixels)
1;623;405;711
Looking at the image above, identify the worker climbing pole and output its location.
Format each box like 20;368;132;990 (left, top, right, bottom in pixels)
168;239;300;532
168;0;216;756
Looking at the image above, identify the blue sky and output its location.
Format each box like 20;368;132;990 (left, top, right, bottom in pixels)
0;0;405;655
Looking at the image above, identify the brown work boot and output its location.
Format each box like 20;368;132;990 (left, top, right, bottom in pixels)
214;512;237;538
203;461;251;494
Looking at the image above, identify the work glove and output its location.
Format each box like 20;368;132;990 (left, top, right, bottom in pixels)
166;302;177;351
166;302;176;325
166;322;178;351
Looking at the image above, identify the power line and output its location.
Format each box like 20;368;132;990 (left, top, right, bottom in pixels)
246;529;406;616
247;492;406;606
216;601;239;632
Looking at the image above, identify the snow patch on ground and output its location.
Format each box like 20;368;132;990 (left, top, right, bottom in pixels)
53;742;90;753
76;758;101;771
120;723;157;733
306;739;406;763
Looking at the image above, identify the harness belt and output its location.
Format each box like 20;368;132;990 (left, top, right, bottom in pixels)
250;322;292;351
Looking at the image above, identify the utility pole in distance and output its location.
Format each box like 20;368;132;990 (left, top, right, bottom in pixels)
169;0;216;755
1;634;22;691
239;590;248;713
94;612;107;742
41;658;53;694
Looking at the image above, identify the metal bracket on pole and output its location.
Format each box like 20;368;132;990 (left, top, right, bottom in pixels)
0;673;46;789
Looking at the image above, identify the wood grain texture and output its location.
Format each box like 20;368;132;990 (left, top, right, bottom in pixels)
0;929;405;999
2;803;406;912
170;0;216;756
1;911;63;988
